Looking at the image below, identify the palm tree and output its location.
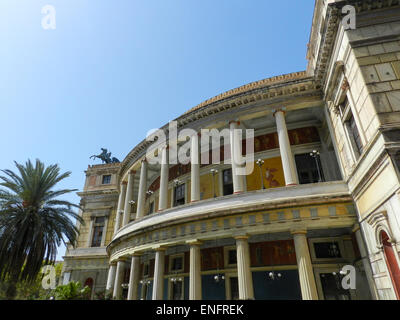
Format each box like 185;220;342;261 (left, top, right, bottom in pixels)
0;159;83;299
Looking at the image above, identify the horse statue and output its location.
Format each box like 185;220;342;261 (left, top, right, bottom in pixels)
90;148;120;164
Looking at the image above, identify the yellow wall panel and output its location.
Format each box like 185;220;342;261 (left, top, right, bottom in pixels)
246;157;285;191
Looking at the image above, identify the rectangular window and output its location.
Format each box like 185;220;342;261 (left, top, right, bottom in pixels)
223;169;233;196
149;201;154;215
314;242;342;259
142;283;149;300
228;249;237;265
171;281;183;300
143;263;149;277
174;184;185;206
102;175;111;185
230;277;239;300
320;273;351;300
171;256;183;272
91;216;105;247
346;115;363;157
295;153;325;184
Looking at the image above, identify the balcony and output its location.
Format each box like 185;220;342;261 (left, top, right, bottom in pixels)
113;181;351;242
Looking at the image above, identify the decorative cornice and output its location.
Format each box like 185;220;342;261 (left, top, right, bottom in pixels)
184;71;307;115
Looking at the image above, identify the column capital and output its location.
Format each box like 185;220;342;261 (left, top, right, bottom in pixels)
272;107;287;117
291;229;307;236
131;252;143;257
152;245;167;252
228;120;241;126
234;234;249;241
186;239;203;246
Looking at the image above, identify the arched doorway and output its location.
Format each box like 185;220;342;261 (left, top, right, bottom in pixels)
381;231;400;299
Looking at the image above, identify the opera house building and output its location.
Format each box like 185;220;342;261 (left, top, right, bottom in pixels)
62;0;400;300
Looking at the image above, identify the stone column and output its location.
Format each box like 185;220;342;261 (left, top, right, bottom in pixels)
114;182;127;234
229;121;245;194
274;109;298;186
152;247;166;300
123;171;135;226
113;260;125;299
191;133;201;203
187;240;202;300
291;230;318;300
136;159;148;219
235;235;254;300
106;263;117;292
127;254;141;300
353;225;379;300
158;146;169;211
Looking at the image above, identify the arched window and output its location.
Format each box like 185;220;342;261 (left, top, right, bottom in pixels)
381;231;400;299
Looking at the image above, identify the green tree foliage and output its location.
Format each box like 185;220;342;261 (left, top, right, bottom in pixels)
0;262;63;300
53;281;90;300
0;159;83;299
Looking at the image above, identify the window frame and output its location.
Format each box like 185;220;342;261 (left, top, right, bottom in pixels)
102;175;112;185
222;168;234;196
224;246;237;268
309;237;347;264
169;253;184;273
90;216;106;247
173;183;186;207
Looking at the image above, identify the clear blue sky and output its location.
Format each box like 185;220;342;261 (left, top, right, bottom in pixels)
0;0;315;260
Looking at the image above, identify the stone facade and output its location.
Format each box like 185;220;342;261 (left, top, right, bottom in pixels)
62;0;400;300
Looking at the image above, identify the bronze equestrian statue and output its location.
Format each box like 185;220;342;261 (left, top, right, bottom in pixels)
90;148;120;164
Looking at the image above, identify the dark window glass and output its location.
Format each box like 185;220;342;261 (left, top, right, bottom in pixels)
172;281;183;300
256;247;263;266
320;273;351;300
95;217;105;224
174;184;185;206
102;175;111;184
143;264;149;277
223;169;234;196
149;202;154;214
142;284;149;300
91;226;103;247
295;153;324;184
314;242;342;259
91;216;105;247
228;249;237;265
347;115;363;156
171;257;183;271
230;277;239;300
